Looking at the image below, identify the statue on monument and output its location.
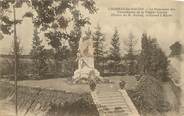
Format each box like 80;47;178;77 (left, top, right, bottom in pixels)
72;30;102;83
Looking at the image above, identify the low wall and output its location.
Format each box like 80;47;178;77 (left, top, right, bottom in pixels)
0;81;99;116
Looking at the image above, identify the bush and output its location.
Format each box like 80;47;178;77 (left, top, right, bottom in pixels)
89;80;96;91
127;75;169;115
119;80;126;89
47;97;99;116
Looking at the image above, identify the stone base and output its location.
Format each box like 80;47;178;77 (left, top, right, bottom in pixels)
72;66;103;84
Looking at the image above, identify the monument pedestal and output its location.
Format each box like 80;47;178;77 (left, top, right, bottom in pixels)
72;57;102;83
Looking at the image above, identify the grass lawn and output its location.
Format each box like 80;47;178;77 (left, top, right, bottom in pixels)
105;75;138;90
5;75;138;94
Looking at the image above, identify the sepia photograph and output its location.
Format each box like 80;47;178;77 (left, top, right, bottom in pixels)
0;0;184;116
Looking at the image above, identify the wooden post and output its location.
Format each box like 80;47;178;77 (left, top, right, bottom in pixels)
13;5;18;116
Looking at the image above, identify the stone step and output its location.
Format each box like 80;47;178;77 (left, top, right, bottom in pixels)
102;108;130;113
93;96;123;101
91;86;140;116
96;91;119;94
98;104;129;110
94;96;125;101
97;89;118;92
96;101;126;106
98;104;127;109
96;90;120;94
96;90;121;93
103;112;129;116
97;99;126;104
98;106;130;112
98;105;128;110
95;96;122;99
95;94;122;98
96;87;118;91
98;106;131;114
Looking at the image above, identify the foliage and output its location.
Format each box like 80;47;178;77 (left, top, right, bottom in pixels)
30;28;48;77
93;24;105;72
0;0;98;78
29;0;96;54
138;33;169;81
0;0;27;36
67;9;85;71
109;28;121;61
124;33;138;75
25;0;97;73
119;80;126;89
69;9;90;59
0;0;29;80
47;97;99;116
127;75;170;115
0;82;98;116
169;41;183;57
89;80;96;91
108;28;121;72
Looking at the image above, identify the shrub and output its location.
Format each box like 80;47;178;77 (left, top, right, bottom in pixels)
89;80;96;91
119;80;126;89
127;75;169;115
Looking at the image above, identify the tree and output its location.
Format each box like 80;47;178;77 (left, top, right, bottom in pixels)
138;33;151;73
69;9;89;58
30;28;48;77
93;24;105;72
45;30;63;73
169;41;183;57
28;0;96;53
139;33;169;81
68;9;89;71
24;0;97;73
109;28;121;72
124;33;138;75
0;0;25;35
110;28;121;61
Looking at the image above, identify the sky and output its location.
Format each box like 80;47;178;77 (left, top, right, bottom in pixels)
0;0;184;55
